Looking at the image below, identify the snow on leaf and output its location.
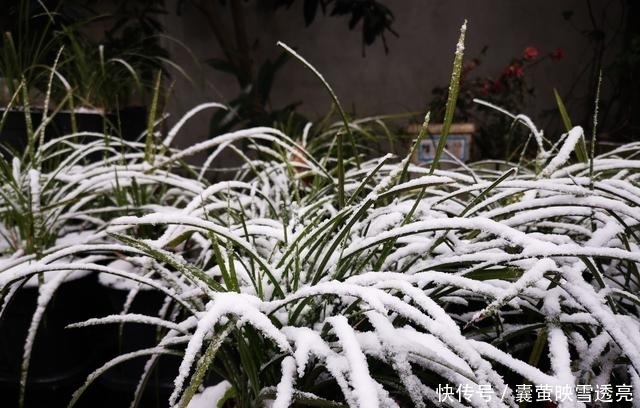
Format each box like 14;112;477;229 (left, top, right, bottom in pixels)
272;356;297;408
186;381;232;408
170;292;291;406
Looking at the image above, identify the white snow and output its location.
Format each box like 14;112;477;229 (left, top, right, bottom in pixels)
3;103;640;408
186;381;232;408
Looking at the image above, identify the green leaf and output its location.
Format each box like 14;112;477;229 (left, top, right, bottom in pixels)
553;88;573;132
430;20;467;174
110;232;226;293
278;41;351;209
554;88;587;163
178;324;233;408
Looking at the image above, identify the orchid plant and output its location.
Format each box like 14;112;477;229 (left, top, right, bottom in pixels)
64;24;640;408
0;20;638;408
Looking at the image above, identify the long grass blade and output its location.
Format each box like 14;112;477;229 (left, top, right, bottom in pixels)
277;41;348;209
430;20;467;175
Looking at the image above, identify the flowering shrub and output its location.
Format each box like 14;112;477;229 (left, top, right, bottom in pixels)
430;45;565;162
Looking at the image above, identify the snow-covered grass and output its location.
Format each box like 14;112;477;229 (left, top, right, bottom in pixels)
3;109;640;408
79;118;637;408
1;23;639;408
0;87;214;407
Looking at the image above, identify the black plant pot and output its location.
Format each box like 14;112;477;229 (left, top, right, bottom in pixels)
0;273;111;408
0;106;147;159
97;286;183;408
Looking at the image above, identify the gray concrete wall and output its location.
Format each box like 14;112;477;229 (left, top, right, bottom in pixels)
162;1;623;155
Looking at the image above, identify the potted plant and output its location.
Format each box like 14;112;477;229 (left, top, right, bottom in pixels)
0;106;192;407
0;65;184;406
0;98;227;407
427;45;566;163
0;0;168;153
55;30;640;408
68;96;640;408
0;113;115;407
53;0;171;140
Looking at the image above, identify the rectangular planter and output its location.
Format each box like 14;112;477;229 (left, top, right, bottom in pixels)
406;122;475;164
0;107;147;157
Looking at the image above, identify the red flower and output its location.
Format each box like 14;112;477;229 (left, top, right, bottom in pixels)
480;81;492;95
462;59;478;74
550;48;565;60
503;63;524;78
491;79;505;93
523;46;539;60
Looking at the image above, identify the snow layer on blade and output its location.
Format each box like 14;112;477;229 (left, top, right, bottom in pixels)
68;313;186;334
471;258;557;322
186;381;232;408
561;262;640;370
540;126;584;177
272;356;297;408
170;293;290;406
470;339;559;386
326;315;383;408
21;270;70;391
282;326;333;377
